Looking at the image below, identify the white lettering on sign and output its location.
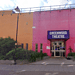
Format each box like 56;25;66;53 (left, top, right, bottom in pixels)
49;32;51;35
52;35;65;38
54;32;57;34
49;31;67;35
57;32;61;34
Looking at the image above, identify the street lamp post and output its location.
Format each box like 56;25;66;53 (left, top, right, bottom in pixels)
14;6;20;43
12;6;20;65
14;43;17;65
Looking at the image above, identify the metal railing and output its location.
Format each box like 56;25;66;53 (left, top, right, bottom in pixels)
19;4;75;13
0;4;75;13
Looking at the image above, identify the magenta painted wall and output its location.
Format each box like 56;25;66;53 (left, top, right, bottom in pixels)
32;9;75;57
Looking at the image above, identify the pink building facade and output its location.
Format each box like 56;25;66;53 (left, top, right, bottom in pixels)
32;9;75;57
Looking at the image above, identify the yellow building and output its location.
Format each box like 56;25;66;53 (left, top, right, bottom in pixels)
0;10;33;50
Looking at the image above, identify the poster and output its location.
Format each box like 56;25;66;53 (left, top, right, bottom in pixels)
74;43;75;49
46;46;50;49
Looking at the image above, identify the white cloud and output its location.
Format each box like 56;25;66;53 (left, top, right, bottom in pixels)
0;0;73;11
0;0;42;10
12;0;42;8
68;0;72;4
39;0;72;11
0;0;15;10
42;0;72;6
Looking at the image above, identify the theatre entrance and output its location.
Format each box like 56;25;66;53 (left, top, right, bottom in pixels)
51;41;65;57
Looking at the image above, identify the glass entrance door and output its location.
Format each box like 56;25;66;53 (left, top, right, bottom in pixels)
51;41;65;57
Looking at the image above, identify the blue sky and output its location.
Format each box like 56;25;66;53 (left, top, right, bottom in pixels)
0;0;74;10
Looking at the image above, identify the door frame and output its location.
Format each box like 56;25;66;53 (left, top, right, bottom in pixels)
50;40;66;57
54;41;62;57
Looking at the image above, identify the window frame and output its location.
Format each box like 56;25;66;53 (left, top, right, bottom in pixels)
26;43;28;50
40;43;43;51
35;43;38;51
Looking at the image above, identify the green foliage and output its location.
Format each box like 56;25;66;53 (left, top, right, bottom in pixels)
0;37;48;62
68;46;73;53
29;50;48;62
35;52;40;58
0;36;22;60
68;53;75;56
0;37;16;56
43;53;47;56
9;57;13;60
29;50;43;61
73;56;75;59
6;48;27;60
29;50;44;62
6;48;48;62
35;50;38;52
0;55;5;60
68;53;72;56
39;51;43;60
72;53;75;56
40;50;42;53
30;53;36;62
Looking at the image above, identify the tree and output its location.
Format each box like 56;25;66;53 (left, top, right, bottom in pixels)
6;48;26;65
0;37;16;56
0;36;22;60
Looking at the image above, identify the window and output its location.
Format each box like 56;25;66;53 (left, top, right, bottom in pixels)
35;44;38;51
54;42;57;45
52;52;54;56
21;43;23;48
26;43;28;50
40;43;43;51
59;42;62;45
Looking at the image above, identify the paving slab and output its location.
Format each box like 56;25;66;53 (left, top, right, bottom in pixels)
29;57;75;65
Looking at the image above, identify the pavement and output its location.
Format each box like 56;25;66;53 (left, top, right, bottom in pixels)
0;57;75;75
13;71;75;75
0;57;75;65
0;64;75;71
29;57;75;65
0;64;75;75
